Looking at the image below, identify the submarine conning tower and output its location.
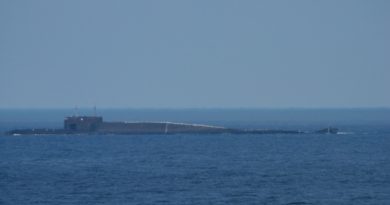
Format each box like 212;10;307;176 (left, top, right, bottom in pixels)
64;116;103;132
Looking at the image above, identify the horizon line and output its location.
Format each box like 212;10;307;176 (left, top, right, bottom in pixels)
0;106;390;110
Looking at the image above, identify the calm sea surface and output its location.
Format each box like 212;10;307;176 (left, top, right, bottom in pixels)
1;109;390;204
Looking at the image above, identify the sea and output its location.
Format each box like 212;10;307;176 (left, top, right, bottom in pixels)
1;108;389;205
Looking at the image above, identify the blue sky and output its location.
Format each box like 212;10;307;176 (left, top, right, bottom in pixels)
1;0;389;108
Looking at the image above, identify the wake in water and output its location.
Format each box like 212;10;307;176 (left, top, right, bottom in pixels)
337;131;354;135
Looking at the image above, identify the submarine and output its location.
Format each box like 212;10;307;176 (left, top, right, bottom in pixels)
5;115;338;135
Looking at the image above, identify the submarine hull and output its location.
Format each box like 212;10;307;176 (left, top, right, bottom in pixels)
4;116;337;135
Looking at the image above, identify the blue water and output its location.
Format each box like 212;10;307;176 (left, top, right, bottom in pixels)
1;109;390;204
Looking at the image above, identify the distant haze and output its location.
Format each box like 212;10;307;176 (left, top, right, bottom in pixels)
1;1;389;108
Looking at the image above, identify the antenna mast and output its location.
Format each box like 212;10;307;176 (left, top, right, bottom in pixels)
75;105;79;116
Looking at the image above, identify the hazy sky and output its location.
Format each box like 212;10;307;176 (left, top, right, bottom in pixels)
1;0;389;108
